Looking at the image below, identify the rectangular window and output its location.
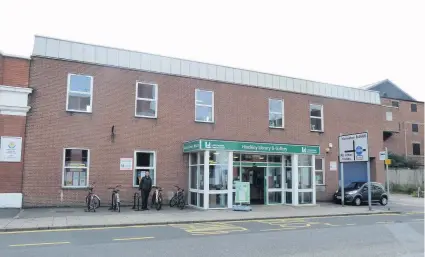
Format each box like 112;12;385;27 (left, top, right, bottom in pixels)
386;111;393;121
391;101;399;108
269;99;284;128
66;74;93;112
411;103;417;112
310;104;324;131
63;148;89;187
135;82;158;118
412;123;419;132
412;143;421;156
315;158;324;185
134;151;156;186
195;89;214;122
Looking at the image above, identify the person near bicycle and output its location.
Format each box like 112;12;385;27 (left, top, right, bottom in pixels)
139;171;152;210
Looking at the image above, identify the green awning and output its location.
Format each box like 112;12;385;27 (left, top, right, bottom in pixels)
183;139;320;155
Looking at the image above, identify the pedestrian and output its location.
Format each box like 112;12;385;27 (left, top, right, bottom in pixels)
139;171;152;210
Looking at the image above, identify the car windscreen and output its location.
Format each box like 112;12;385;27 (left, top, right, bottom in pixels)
345;182;365;190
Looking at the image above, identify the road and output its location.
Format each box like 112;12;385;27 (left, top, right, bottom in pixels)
0;212;423;257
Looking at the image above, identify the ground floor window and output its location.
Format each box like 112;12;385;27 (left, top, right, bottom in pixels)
315;158;325;185
134;151;156;186
63;148;89;187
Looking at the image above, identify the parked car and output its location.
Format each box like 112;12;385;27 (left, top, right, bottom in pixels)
333;181;388;206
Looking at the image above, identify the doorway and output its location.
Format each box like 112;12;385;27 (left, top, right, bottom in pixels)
240;166;266;204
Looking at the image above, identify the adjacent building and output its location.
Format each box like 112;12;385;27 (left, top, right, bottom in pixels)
18;35;388;209
363;80;424;166
0;52;32;208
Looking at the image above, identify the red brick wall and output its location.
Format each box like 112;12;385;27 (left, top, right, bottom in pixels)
0;55;30;194
23;57;385;206
381;98;424;164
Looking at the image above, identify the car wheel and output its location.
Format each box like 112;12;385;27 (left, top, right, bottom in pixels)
353;197;362;206
380;196;388;206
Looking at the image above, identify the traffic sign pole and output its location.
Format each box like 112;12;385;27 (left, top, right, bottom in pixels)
385;147;390;210
341;163;344;207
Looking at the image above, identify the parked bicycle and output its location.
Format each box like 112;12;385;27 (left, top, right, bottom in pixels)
85;182;101;212
150;185;163;211
108;184;121;212
169;185;185;210
132;190;141;211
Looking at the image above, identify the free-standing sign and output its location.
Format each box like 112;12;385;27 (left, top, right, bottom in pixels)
0;136;23;162
120;158;133;170
234;181;250;204
338;132;369;162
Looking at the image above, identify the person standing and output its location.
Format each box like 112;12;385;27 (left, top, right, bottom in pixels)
139;171;152;210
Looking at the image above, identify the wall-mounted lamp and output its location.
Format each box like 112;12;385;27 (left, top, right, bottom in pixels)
325;147;331;153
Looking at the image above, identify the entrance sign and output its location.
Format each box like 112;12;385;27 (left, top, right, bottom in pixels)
338;132;369;162
379;151;387;161
235;181;250;204
0;136;23;162
183;139;320;155
120;158;133;170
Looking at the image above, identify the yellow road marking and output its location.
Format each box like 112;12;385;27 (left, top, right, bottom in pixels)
170;222;247;235
113;237;154;241
324;223;340;227
256;218;321;229
260;228;297;232
10;241;70;247
0;224;166;235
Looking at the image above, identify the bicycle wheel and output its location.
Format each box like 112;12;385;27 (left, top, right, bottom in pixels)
156;196;162;211
90;197;96;212
93;196;101;209
177;197;185;210
169;196;177;207
85;195;91;211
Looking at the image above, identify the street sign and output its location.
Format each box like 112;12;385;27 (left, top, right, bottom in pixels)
235;181;250;204
385;159;392;165
379;151;387;161
338;132;369;162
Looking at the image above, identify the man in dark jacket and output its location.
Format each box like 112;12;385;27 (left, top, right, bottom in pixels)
139;171;152;210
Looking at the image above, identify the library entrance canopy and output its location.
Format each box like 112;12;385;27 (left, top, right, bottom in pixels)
183;139;320;155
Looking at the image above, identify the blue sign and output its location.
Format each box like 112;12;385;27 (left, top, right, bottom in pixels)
355;146;363;156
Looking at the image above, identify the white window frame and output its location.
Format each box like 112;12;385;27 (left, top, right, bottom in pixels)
66;74;94;113
269;98;285;128
195;89;214;123
310;104;324;132
62;148;90;188
133;150;156;187
386;111;393;121
315;158;325;185
135;82;158;119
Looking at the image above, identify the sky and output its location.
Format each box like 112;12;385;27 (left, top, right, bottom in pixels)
1;0;424;101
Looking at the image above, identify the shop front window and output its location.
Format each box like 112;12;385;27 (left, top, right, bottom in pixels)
209;193;228;208
209;165;228;190
268;167;282;189
298;167;312;189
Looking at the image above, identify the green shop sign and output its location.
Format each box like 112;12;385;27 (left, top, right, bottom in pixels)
183;139;320;155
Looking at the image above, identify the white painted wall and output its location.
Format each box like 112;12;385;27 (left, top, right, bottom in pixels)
0;193;22;208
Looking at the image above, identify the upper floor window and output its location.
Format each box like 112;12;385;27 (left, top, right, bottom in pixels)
412;123;419;132
310;104;324;132
412;143;421;155
269;99;284;128
411;103;417;112
391;101;399;108
67;74;93;112
135;82;158;118
386;111;393;121
195;89;214;123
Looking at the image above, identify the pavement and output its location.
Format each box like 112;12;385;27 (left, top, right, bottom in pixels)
0;212;423;256
0;193;422;232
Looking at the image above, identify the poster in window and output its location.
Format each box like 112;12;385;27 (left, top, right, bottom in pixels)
79;171;86;186
65;172;73;186
72;171;80;186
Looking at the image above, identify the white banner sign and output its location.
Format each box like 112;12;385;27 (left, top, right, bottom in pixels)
120;158;133;170
338;132;369;162
0;137;23;162
379;151;387;161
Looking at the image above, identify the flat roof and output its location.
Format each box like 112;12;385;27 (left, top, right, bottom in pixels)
32;35;381;105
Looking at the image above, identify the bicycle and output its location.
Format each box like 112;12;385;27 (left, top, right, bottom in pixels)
132;190;142;211
85;182;101;212
150;185;163;211
169;185;186;210
108;184;121;212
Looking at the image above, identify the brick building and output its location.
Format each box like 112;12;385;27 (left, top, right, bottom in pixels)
0;53;32;208
20;35;389;208
363;80;424;166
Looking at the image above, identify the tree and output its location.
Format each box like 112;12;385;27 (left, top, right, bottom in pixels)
388;152;421;169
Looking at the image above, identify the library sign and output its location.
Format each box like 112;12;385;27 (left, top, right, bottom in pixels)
183;139;320;155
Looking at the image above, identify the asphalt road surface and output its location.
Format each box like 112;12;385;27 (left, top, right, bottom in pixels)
0;212;423;257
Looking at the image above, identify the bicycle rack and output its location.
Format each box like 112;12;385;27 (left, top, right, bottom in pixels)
132;192;141;211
